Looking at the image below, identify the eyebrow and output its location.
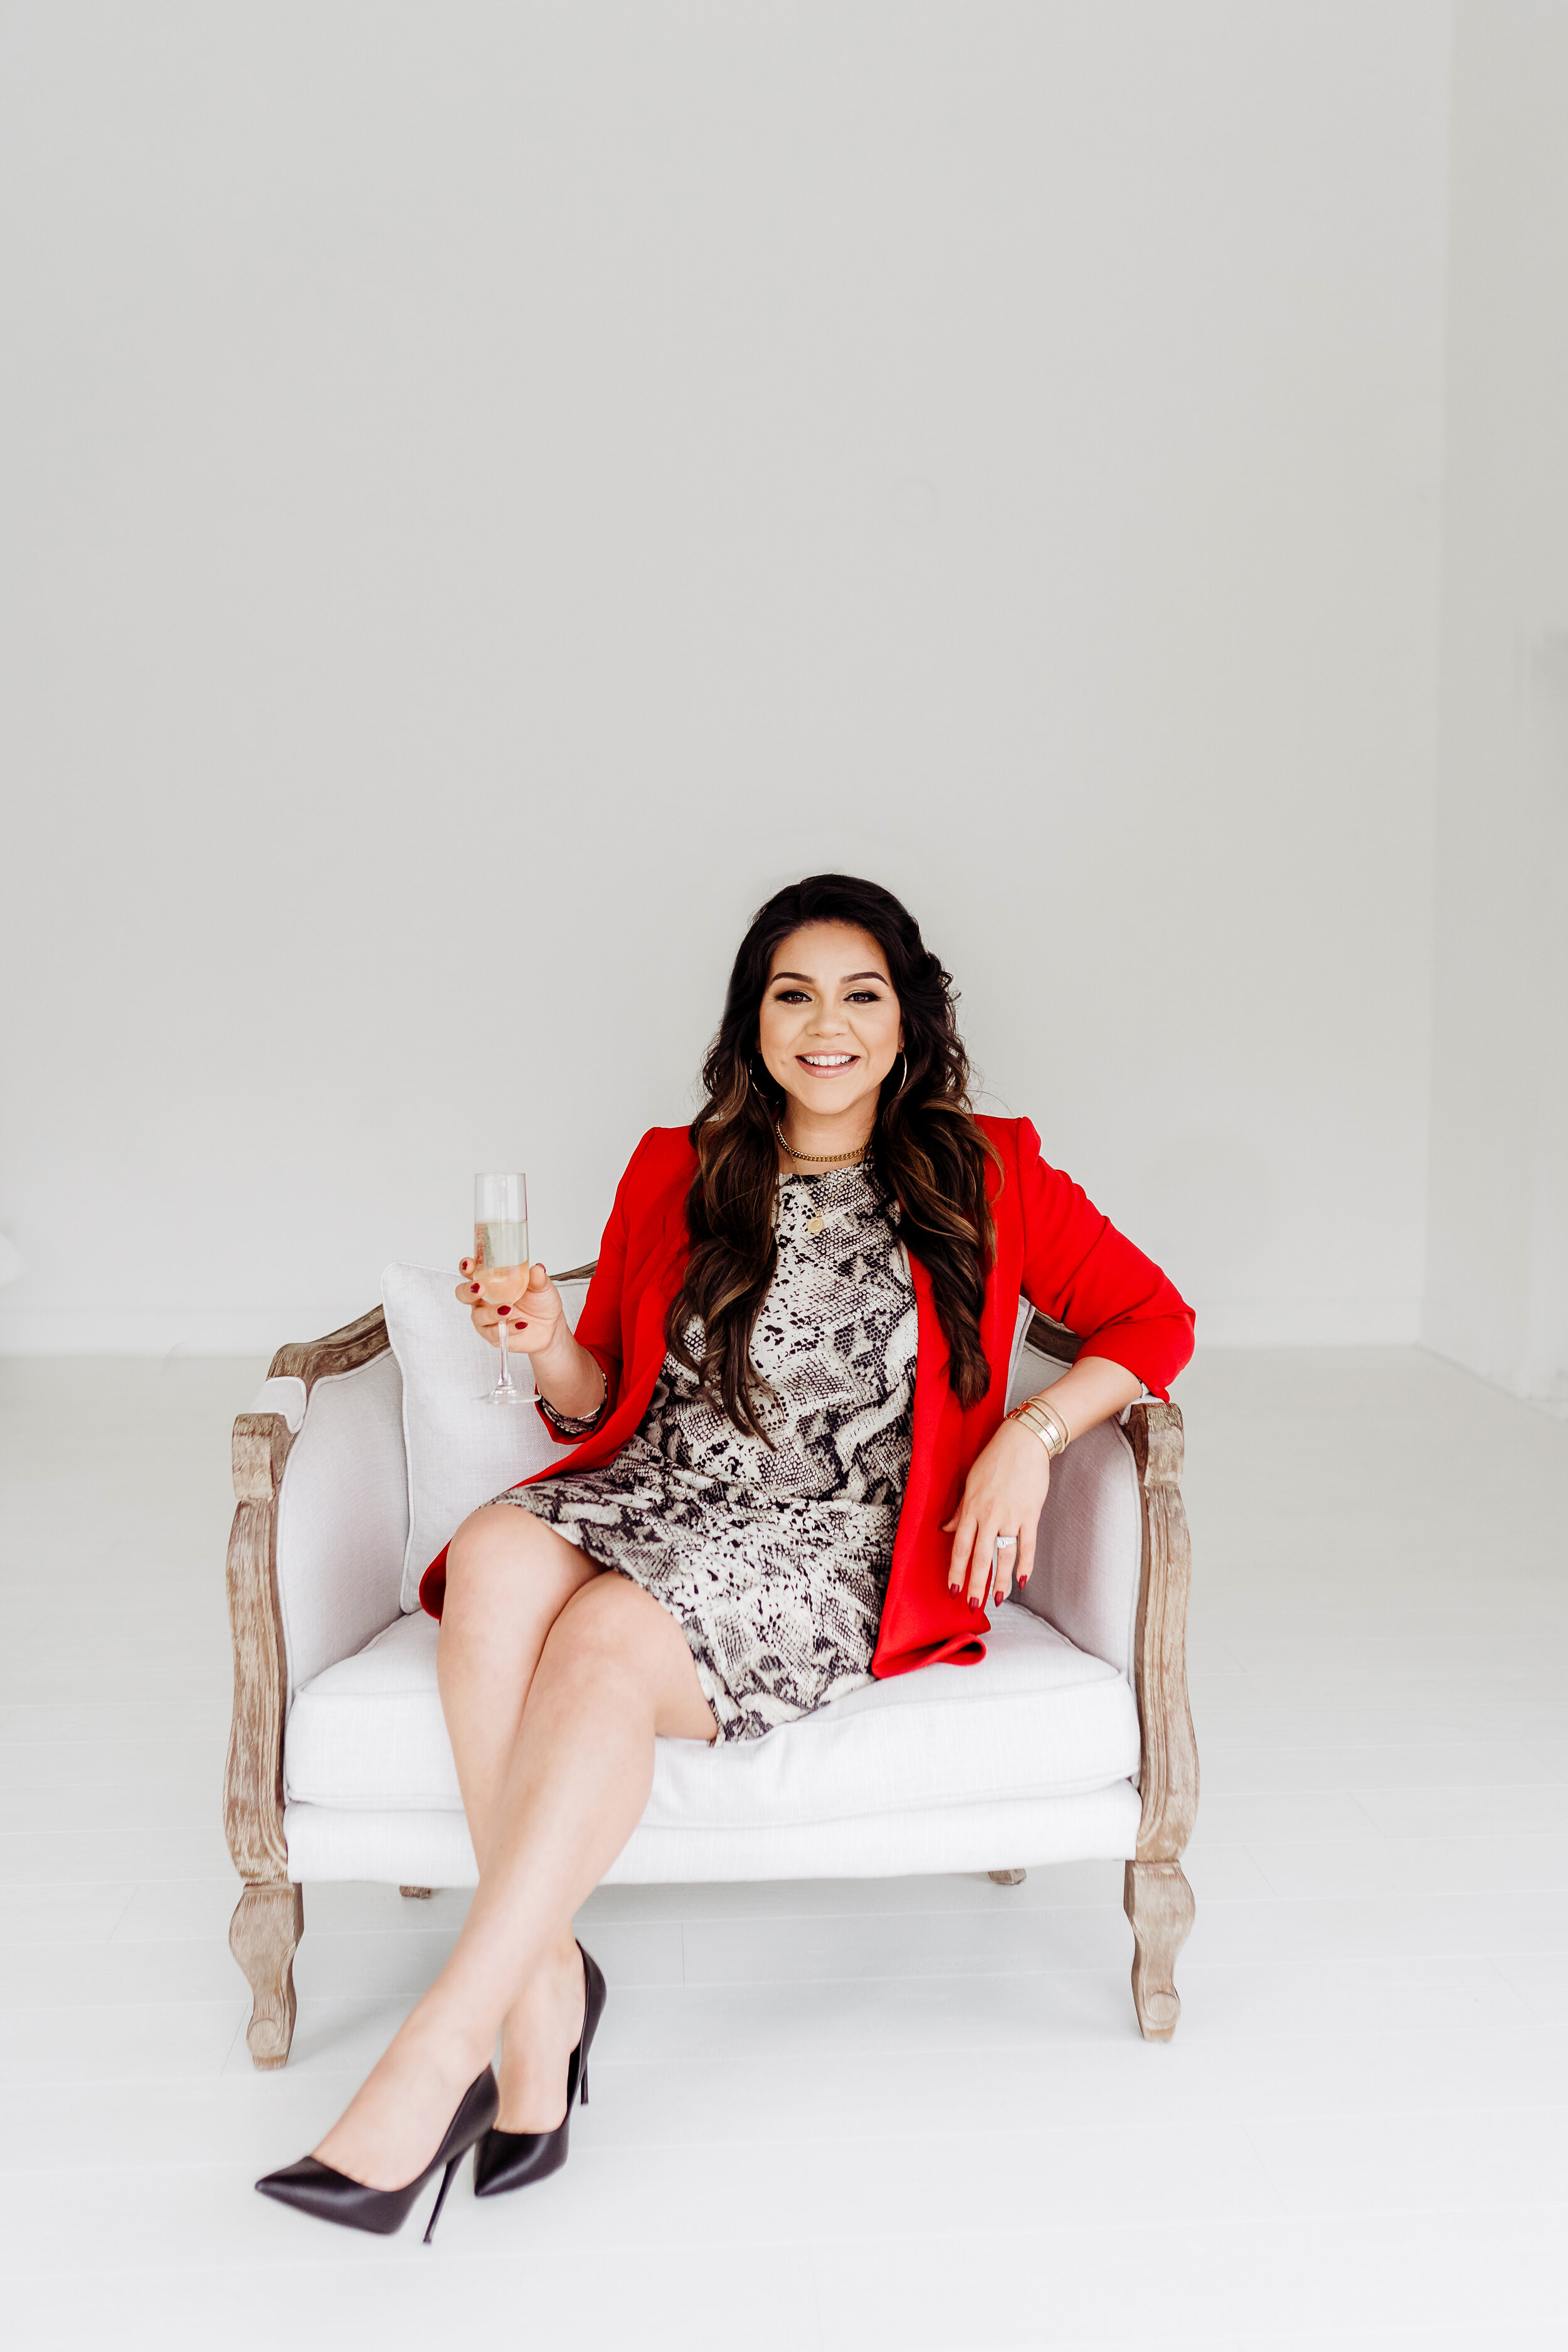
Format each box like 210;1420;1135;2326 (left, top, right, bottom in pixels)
770;970;889;986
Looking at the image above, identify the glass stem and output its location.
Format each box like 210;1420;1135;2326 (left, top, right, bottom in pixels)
497;1313;514;1395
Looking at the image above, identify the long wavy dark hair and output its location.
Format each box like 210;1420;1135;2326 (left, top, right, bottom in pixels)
667;874;999;1438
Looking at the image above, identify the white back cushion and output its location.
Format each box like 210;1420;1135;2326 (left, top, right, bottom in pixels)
381;1263;590;1612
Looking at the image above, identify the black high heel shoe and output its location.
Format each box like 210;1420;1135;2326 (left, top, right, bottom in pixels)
474;1943;607;2198
256;2066;499;2242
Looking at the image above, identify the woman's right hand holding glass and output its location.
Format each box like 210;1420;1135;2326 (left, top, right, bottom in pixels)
456;1258;610;1422
456;1259;566;1357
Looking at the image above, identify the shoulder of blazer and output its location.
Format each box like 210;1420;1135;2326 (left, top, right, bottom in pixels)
968;1115;1044;1162
620;1125;699;1217
972;1113;1034;1224
632;1124;699;1175
973;1113;1029;1157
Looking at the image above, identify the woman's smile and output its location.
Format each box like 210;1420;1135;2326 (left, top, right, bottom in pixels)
798;1051;859;1072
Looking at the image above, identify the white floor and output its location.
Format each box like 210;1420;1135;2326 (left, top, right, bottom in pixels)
2;1348;1565;2349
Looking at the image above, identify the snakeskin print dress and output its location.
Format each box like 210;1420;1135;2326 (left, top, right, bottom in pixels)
491;1162;918;1742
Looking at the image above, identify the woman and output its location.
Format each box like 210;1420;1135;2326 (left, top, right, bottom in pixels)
258;874;1194;2239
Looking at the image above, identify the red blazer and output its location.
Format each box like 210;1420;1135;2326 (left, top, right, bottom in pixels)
420;1117;1194;1676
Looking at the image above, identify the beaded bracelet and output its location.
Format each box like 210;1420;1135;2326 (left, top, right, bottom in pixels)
537;1361;610;1438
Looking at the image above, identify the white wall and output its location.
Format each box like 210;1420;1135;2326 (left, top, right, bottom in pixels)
0;3;1453;1355
1424;0;1568;1412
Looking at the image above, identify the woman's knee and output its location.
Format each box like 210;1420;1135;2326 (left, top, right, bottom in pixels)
543;1570;647;1655
538;1575;715;1735
443;1503;568;1614
445;1502;517;1582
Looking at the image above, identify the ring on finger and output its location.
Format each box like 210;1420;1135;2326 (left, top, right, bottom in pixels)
993;1532;1020;1597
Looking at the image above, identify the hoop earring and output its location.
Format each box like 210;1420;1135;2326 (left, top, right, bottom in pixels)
889;1051;908;1097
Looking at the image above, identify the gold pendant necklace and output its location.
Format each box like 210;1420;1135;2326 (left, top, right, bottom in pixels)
774;1122;867;1234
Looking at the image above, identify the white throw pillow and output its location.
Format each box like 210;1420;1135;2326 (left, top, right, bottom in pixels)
381;1263;591;1613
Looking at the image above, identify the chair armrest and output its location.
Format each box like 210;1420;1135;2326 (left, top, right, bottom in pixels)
223;1307;406;1887
1009;1373;1199;1867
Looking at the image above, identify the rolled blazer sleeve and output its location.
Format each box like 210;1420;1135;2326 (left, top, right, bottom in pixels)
1015;1118;1195;1400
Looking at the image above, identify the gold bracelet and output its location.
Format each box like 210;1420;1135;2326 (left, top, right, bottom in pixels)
1037;1396;1071;1450
1010;1406;1062;1456
1008;1395;1069;1457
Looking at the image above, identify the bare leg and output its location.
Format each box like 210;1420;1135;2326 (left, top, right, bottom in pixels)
436;1503;600;1858
314;1570;716;2188
435;1503;599;2124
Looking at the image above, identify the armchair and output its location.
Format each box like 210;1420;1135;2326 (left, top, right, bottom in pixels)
223;1288;1197;2069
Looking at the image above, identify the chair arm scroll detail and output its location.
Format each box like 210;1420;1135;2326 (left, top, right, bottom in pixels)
223;1305;391;2067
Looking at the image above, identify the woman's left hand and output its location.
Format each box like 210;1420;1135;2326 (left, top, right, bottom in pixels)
941;1418;1053;1609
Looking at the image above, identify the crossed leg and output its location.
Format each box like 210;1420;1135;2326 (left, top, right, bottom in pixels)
436;1505;598;2131
312;1502;717;2189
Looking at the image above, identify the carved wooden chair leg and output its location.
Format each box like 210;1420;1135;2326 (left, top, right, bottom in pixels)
400;1885;434;1899
1124;1860;1194;2041
230;1882;304;2069
988;1868;1027;1886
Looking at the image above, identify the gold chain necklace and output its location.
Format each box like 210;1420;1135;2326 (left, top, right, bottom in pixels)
774;1121;867;1167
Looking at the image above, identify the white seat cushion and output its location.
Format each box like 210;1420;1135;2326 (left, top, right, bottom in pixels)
285;1602;1140;1828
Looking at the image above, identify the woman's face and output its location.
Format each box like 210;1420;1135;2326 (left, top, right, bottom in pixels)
757;921;904;1131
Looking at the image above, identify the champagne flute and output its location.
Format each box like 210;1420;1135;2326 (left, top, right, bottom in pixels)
474;1172;532;1406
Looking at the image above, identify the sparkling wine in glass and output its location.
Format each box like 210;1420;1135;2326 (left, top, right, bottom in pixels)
474;1172;532;1406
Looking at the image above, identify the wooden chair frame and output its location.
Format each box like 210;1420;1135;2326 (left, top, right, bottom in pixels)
223;1298;1197;2067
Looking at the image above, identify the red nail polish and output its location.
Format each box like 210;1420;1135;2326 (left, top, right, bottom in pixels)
968;1597;979;1611
470;1284;480;1295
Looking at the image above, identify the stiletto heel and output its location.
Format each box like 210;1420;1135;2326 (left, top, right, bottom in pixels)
474;1942;606;2199
422;2154;462;2245
257;2067;498;2240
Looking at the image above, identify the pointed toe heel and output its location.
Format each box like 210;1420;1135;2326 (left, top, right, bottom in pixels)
474;1943;607;2200
256;2066;499;2241
472;2114;572;2196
